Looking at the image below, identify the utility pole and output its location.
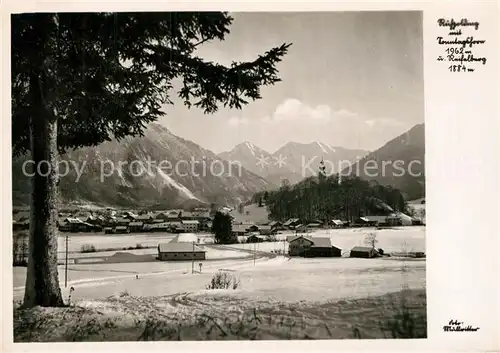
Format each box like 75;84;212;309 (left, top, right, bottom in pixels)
191;241;195;274
64;234;69;288
253;242;256;266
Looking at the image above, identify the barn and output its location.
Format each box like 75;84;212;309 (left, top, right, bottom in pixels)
287;235;342;258
157;242;206;261
349;246;379;258
303;237;342;258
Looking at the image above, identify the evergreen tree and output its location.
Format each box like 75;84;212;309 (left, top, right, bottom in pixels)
258;197;263;207
211;212;235;244
12;12;290;307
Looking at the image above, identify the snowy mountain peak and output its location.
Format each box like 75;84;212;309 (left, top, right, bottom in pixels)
245;141;256;156
316;142;328;154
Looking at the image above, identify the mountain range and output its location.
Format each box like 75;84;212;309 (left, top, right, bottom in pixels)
342;123;425;200
218;141;368;185
12;123;425;208
12;124;271;209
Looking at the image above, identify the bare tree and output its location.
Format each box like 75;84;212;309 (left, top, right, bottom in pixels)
364;232;378;249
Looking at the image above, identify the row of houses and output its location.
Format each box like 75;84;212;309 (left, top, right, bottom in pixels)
230;219;347;238
102;219;208;234
287;235;382;258
13;208;214;233
279;212;420;232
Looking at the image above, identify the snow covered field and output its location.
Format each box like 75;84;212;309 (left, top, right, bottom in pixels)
13;228;426;341
14;255;425;304
13;227;425;305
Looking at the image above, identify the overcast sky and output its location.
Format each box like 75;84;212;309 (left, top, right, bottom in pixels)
159;11;423;154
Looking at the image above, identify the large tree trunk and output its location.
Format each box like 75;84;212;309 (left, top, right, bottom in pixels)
23;73;64;308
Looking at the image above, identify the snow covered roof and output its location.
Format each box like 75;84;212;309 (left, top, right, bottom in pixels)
283;218;300;226
351;246;377;252
286;235;313;243
158;243;205;253
232;224;249;233
310;237;333;248
170;233;199;243
128;222;144;227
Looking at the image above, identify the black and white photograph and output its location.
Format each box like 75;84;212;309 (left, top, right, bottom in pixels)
3;4;496;348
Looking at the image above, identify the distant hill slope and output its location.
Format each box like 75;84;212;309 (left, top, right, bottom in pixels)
342;123;425;200
230;203;270;225
12;124;273;209
219;141;368;185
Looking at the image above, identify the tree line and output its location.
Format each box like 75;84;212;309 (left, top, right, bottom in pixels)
254;161;408;224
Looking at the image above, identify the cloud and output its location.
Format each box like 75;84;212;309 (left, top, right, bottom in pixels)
271;98;332;123
365;118;404;128
228;98;358;127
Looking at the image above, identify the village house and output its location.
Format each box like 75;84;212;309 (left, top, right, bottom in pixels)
154;212;170;221
182;220;200;232
268;221;284;231
74;212;92;221
179;211;195;220
122;211;138;220
393;212;414;226
86;215;106;226
157;242;206;261
283;218;301;229
306;222;322;230
246;224;259;232
287;235;341;258
192;210;211;220
232;224;249;237
330;219;345;228
294;224;307;233
146;222;171;232
349;246;379;258
354;217;378;227
127;221;144;233
257;225;275;236
57;221;72;232
114;225;130;234
104;227;115;234
135;214;155;223
59;217;100;232
113;217;131;227
246;234;268;243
